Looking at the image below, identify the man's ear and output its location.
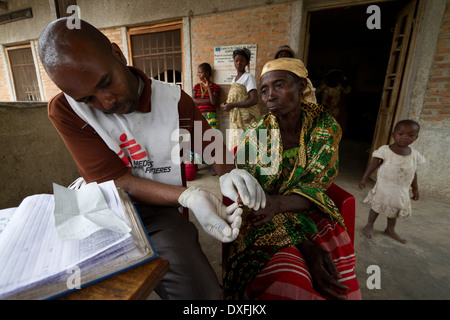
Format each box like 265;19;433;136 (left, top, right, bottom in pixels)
111;42;127;65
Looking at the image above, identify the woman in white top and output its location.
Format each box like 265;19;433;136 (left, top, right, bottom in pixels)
221;48;261;149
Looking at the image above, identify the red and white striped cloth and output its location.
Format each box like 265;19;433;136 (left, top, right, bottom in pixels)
247;212;362;300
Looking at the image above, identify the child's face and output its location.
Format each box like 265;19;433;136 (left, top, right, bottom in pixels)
197;68;208;82
392;124;419;147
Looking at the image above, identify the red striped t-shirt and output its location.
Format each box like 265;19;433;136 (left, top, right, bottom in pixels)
192;82;220;113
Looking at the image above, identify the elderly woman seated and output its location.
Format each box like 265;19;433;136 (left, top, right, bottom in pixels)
222;58;361;300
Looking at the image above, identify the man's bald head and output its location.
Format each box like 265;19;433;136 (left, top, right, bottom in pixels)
38;18;139;114
38;18;112;76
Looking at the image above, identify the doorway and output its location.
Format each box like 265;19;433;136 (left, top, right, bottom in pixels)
305;0;415;179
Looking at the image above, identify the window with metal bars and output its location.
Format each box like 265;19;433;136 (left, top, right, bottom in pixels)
6;45;41;101
128;23;183;88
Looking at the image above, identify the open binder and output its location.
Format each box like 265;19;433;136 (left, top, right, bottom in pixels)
0;181;156;300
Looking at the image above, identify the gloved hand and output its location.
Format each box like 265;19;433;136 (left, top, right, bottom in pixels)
219;169;266;210
178;187;243;243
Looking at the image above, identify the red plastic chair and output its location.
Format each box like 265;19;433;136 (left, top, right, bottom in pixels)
324;183;355;244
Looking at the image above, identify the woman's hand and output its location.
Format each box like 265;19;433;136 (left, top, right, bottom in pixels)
247;194;312;227
246;194;279;227
221;103;234;112
298;240;350;299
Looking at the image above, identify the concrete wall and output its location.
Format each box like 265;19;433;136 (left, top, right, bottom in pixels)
402;0;450;199
0;0;290;43
0;103;79;209
0;0;56;44
77;0;289;29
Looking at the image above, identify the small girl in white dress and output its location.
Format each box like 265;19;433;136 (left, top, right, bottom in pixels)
359;120;425;243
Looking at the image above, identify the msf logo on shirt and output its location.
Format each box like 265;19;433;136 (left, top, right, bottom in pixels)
116;133;148;169
116;133;171;175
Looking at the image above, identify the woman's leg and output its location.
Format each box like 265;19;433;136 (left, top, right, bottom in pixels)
247;213;361;300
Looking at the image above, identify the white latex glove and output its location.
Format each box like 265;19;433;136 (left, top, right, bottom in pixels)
219;169;266;210
178;187;243;243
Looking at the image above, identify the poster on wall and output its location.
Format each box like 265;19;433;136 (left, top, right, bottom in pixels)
213;44;257;85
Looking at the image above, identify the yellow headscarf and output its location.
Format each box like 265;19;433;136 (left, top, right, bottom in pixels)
261;58;317;104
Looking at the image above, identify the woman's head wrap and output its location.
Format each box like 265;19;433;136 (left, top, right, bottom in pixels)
233;47;251;62
261;58;317;104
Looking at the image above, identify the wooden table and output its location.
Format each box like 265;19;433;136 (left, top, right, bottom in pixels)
57;257;169;300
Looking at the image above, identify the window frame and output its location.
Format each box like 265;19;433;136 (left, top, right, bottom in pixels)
127;21;184;89
5;43;42;101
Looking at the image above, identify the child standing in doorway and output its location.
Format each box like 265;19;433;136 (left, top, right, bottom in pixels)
359;120;425;243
